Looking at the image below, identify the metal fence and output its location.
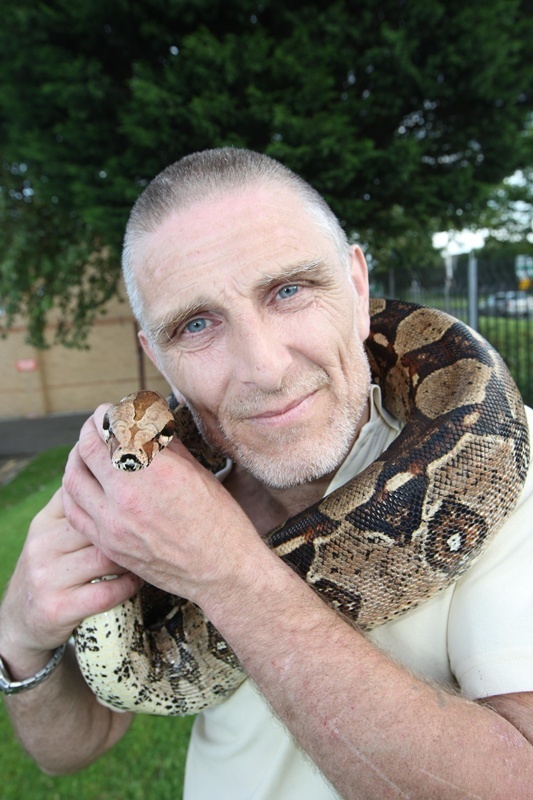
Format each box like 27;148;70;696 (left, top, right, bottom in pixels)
396;254;533;407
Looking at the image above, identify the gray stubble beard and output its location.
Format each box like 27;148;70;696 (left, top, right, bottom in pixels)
185;353;371;491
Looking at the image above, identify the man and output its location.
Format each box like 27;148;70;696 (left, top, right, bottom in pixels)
1;148;533;799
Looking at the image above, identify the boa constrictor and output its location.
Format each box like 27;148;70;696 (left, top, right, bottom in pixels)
74;299;530;716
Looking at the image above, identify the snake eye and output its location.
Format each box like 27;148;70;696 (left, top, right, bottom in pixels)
160;421;175;438
102;413;112;441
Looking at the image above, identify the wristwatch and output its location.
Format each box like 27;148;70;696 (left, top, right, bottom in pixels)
0;643;67;695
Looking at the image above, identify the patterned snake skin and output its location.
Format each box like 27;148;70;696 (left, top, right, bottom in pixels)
74;299;530;715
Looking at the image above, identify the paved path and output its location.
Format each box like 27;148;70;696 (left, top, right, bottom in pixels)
0;412;90;484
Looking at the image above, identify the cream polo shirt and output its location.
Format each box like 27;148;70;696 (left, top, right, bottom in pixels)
184;385;533;800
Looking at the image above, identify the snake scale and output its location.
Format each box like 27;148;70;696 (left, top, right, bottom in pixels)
74;299;530;716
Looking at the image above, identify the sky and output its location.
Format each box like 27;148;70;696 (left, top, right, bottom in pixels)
433;171;532;255
432;229;488;255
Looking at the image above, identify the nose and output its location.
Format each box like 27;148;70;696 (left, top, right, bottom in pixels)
231;314;293;391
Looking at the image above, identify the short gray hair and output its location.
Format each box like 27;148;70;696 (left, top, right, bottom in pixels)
122;147;350;326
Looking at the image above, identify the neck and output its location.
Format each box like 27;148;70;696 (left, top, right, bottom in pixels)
224;463;334;537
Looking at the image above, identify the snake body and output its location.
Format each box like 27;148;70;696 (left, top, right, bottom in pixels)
74;299;530;715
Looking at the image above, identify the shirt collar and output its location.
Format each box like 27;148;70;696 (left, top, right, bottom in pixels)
325;384;403;496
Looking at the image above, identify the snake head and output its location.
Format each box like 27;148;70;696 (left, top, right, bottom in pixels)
103;391;176;471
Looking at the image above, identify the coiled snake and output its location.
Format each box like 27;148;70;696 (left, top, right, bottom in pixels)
74;299;530;716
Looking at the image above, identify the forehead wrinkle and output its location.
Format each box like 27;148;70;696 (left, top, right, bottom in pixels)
145;254;334;347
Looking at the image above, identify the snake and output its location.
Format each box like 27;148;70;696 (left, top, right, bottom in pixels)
74;299;530;716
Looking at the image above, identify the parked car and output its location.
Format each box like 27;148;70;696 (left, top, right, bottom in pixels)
479;291;533;317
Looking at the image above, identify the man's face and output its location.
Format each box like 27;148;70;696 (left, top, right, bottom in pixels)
135;183;371;489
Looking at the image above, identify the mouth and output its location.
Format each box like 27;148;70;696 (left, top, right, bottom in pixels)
247;390;319;426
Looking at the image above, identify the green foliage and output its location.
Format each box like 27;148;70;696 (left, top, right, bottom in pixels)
1;0;532;345
0;163;120;348
0;452;193;798
480;168;533;242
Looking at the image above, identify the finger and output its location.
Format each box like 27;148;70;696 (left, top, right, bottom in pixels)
58;538;135;585
91;403;113;442
78;411;112;465
65;432;104;488
46;486;66;519
37;572;144;640
62;444;104;542
29;489;97;562
25;508;130;593
62;445;131;545
69;571;143;619
72;409;119;478
62;443;146;568
34;485;93;544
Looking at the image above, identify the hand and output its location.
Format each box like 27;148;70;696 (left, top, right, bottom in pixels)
0;488;142;668
62;406;264;607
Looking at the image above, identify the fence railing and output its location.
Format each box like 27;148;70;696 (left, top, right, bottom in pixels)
397;280;533;407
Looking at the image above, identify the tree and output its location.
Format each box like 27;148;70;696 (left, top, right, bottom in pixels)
479;168;533;244
1;0;532;345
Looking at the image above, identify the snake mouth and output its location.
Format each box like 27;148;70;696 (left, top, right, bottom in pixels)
117;454;144;471
107;434;148;471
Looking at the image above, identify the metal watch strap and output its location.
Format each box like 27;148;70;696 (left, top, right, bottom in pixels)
0;643;67;695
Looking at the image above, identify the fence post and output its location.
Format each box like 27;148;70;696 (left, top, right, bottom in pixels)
467;251;478;330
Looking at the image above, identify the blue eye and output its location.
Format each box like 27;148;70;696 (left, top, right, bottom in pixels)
277;285;299;299
185;318;208;334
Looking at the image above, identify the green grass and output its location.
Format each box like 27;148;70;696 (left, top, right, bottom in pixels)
0;450;193;799
0;446;71;512
477;315;533;406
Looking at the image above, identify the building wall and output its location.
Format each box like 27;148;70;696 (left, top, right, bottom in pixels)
0;288;170;420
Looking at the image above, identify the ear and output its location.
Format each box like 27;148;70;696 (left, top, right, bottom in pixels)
137;330;187;405
349;245;371;340
138;329;160;369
